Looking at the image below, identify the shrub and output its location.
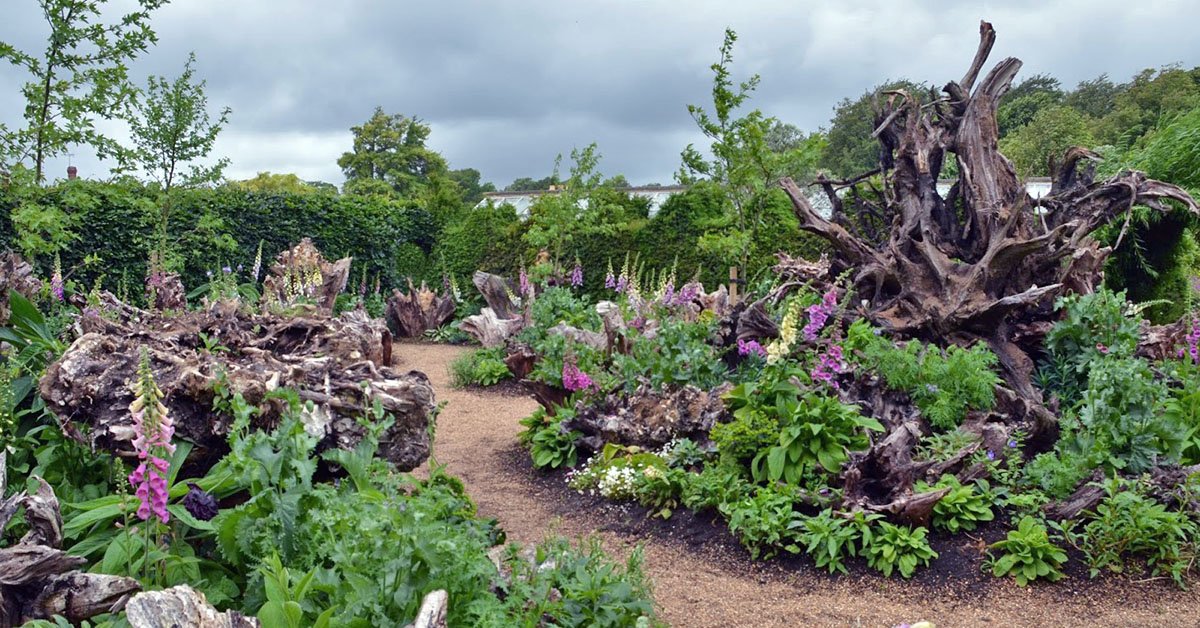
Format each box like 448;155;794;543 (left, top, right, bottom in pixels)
721;485;801;560
988;516;1068;586
679;464;753;513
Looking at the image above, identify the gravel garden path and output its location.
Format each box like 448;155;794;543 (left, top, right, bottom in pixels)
399;342;1200;627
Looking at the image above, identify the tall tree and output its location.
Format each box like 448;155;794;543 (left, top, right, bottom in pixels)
124;52;230;266
0;0;168;181
999;105;1095;177
338;107;447;197
446;167;495;205
1064;73;1123;119
1094;66;1200;148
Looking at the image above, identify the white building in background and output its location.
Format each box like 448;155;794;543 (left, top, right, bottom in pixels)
476;178;1055;219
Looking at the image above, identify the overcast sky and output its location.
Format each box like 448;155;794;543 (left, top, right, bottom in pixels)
3;0;1199;188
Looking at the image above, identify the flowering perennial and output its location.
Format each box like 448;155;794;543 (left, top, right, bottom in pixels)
50;253;64;301
811;344;848;390
802;289;838;342
604;259;616;290
562;361;595;392
250;240;263;282
127;349;175;524
519;265;531;296
737;338;767;358
570;259;584;288
1183;319;1200;364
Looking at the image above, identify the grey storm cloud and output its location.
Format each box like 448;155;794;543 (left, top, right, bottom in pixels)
3;0;1199;187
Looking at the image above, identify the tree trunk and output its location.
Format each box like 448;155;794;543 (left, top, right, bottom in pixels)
386;279;456;338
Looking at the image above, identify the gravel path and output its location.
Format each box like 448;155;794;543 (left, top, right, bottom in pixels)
399;342;1200;627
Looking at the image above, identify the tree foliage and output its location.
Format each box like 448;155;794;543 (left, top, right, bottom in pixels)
819;79;927;177
338;107;448;197
0;0;168;181
1000;105;1095;177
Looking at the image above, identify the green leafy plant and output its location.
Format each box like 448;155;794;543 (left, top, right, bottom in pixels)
519;407;580;470
449;347;512;388
720;485;801;560
1068;478;1198;588
862;522;937;578
679;463;753;513
613;317;727;392
255;555;335;628
750;390;882;485
795;508;881;574
848;320;1000;430
988;516;1069;586
916;475;995;534
1040;288;1142;406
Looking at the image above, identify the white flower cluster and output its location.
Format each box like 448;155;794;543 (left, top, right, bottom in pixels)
597;465;640;500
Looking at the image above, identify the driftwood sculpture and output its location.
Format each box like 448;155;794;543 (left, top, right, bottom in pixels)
780;21;1198;437
0;251;42;324
125;586;258;628
0;478;140;624
260;238;351;314
386;279;456;337
40;294;435;471
460;271;524;347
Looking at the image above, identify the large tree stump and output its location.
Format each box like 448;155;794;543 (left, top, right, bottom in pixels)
780;21;1198;435
386;278;456;337
260;238;351;314
0;252;42;325
40;295;436;471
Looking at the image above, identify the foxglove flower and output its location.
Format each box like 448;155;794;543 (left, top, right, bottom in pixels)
127;349;175;524
251;241;264;282
1183;319;1200;364
737;338;766;358
519;265;531;296
811;343;848;389
570;259;583;288
802;289;838;342
50;253;64;302
604;259;616;290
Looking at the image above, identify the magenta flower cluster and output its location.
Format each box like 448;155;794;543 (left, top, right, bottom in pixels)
737;338;767;358
802;289;838;342
672;282;700;306
1183;319;1200;364
562;361;595;392
49;254;64;302
661;281;675;305
570;261;584;288
519;266;531;296
127;352;175;524
811;344;848;390
605;271;616;290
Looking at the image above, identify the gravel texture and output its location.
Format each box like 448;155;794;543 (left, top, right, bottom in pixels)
400;341;1200;627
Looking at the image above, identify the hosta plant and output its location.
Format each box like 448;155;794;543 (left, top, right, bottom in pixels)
795;508;881;574
862;521;937;578
916;475;995;534
750;390;883;485
987;516;1068;586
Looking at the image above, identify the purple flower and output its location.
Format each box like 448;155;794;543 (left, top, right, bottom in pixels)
1007;439;1018;449
562;361;595;392
802;289;838;342
615;275;628;294
737;338;766;358
986;450;996;461
673;282;700;306
128;351;175;524
1095;343;1109;355
222;265;232;274
1185;319;1200;365
925;383;939;394
183;482;219;521
605;271;616;290
50;254;64;302
519;267;531;296
206;269;213;278
661;281;675;305
570;261;583;288
443;274;452;296
811;343;848;389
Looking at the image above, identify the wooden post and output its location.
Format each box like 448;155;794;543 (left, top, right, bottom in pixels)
729;266;739;304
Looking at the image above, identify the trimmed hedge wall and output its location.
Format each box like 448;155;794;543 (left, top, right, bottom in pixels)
1;179;827;305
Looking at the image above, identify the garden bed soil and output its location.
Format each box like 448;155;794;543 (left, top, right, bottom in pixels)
402;341;1200;627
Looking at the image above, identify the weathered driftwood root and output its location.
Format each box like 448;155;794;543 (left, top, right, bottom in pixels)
145;271;187;311
386;279;456;338
0;251;42;325
563;384;732;452
260;238;351;314
0;478;140;625
125;585;258;628
404;589;448;628
778;21;1199;437
461;307;524;348
40;297;435;471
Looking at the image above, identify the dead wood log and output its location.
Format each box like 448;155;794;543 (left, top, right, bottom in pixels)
0;478;140;625
780;21;1198;436
563;384;732;452
386;279;456;338
472;271;521;320
40;298;435;471
460;308;523;347
260;238;351;314
735;298;779;341
0;252;42;325
404;590;449;628
125;585;258;628
145;271;187;311
596;301;631;355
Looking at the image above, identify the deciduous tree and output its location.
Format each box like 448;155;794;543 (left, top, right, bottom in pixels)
338;107;447;197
